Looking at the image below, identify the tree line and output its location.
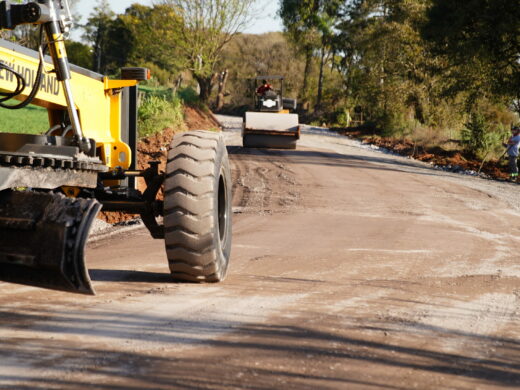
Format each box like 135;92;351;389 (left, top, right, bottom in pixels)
2;0;518;156
77;0;253;102
280;1;518;137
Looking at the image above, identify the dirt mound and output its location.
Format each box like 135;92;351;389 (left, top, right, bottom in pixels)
334;128;510;181
137;106;221;177
184;106;220;131
367;136;509;180
98;106;221;224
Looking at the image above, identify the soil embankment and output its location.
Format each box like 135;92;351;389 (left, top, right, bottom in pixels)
335;128;511;181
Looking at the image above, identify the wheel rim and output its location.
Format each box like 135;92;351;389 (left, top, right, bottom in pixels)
217;172;228;245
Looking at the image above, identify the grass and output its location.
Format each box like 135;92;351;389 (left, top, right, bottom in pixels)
0;105;48;134
1;85;195;137
137;92;186;138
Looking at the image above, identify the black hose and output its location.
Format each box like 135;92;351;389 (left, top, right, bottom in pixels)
45;123;63;135
0;26;46;110
0;62;25;102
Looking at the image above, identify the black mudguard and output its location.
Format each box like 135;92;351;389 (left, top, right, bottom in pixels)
0;190;101;295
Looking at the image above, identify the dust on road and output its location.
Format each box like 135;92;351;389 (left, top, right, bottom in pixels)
0;116;519;389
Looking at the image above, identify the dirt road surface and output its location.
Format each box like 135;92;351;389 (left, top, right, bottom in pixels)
1;116;519;389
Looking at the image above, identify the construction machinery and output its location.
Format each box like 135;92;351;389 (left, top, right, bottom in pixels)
242;76;300;149
0;0;232;295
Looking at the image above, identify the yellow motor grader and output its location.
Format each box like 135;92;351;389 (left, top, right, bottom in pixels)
0;0;232;295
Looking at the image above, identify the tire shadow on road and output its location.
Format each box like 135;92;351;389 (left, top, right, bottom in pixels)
89;269;174;283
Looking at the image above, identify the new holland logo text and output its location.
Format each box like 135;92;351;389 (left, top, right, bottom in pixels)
0;60;60;96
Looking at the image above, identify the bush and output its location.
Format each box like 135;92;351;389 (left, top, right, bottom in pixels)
178;87;199;105
461;113;507;159
377;111;411;137
461;113;489;156
139;85;175;101
138;94;185;138
334;108;352;128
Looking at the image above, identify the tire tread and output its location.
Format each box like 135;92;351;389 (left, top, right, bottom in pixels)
164;130;231;282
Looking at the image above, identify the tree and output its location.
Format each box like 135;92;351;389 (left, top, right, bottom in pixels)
161;0;256;102
215;69;229;111
217;32;305;107
333;2;427;127
422;0;520;102
82;0;117;73
66;41;92;69
279;0;340;109
279;0;320;102
82;0;133;74
118;4;184;78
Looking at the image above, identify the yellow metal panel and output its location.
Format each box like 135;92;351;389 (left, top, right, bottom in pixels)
0;42;132;170
104;78;138;90
0;44;66;108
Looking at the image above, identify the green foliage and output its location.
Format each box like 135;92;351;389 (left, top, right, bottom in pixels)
138;93;185;138
178;87;200;105
139;85;175;100
422;0;520;100
279;0;341;105
461;114;488;156
82;3;183;76
379;111;414;138
334;108;352;128
161;0;255;101
460;113;507;159
335;1;432;131
118;4;184;77
65;41;92;69
272;0;516;143
82;0;119;73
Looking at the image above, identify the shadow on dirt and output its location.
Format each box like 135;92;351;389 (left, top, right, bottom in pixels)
0;306;518;389
227;146;459;180
89;269;173;283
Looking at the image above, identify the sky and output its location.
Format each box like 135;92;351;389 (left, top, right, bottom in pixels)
74;0;283;37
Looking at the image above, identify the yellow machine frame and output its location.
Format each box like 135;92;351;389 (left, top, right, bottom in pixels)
0;39;135;171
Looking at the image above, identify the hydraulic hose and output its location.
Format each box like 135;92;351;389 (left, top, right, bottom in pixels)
0;26;45;109
0;61;25;102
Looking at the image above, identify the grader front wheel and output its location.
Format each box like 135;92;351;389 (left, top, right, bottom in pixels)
164;131;232;282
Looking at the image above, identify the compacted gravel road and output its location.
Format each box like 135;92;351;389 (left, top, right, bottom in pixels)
1;116;519;389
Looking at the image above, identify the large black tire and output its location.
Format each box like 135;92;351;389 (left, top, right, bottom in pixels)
243;134;297;150
164;130;232;282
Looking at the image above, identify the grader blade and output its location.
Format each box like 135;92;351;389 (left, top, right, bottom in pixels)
0;191;101;295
